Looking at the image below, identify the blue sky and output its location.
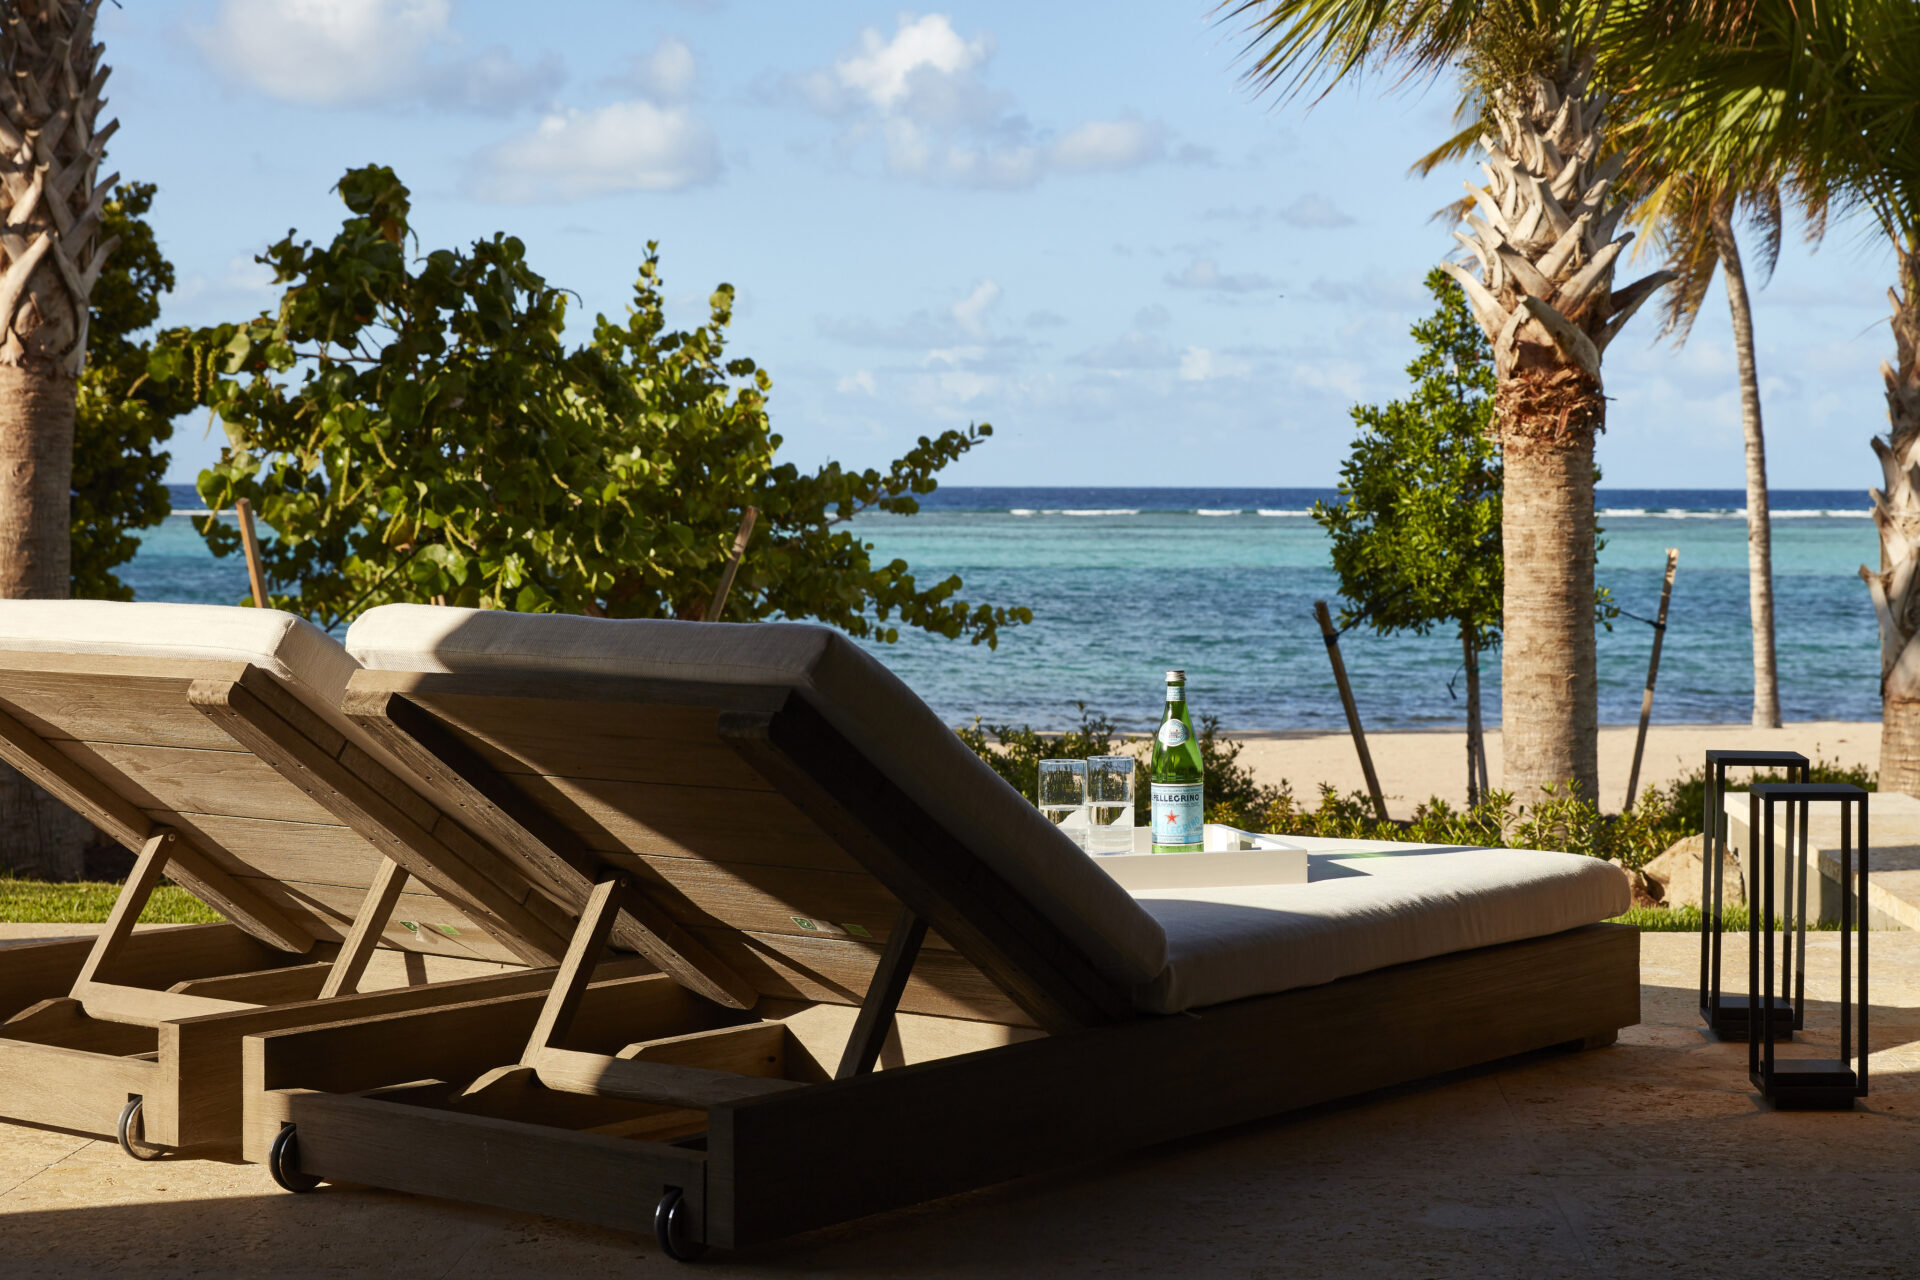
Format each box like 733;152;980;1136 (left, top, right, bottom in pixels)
103;2;1897;490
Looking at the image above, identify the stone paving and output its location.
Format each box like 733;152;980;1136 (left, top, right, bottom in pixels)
2;930;1917;1277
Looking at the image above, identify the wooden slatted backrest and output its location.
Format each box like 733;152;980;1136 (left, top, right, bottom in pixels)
0;649;552;967
342;667;1138;1031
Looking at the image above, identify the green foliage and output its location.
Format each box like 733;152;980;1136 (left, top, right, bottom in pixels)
155;166;1028;645
1662;757;1877;841
1314;269;1501;646
956;709;1284;827
955;710;1709;867
72;182;193;599
1244;777;1686;869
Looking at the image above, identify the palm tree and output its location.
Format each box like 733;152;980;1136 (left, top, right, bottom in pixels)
1226;0;1673;806
0;0;117;879
1610;0;1920;785
1632;173;1787;728
0;0;116;595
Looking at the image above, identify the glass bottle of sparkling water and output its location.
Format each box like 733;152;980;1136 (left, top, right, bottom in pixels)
1151;669;1204;852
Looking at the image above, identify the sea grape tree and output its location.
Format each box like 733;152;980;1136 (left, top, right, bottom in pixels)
154;165;1028;647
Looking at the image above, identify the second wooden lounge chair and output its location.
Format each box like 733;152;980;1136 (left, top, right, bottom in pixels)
242;605;1637;1259
0;601;616;1158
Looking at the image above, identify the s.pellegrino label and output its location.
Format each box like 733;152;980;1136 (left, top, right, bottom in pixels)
1150;668;1203;852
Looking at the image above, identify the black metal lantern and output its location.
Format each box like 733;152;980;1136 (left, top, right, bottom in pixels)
1747;782;1869;1110
1700;749;1809;1040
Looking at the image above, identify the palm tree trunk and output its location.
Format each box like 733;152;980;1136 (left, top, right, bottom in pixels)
1500;426;1600;806
0;0;116;878
1707;205;1781;729
1438;63;1670;809
1868;237;1920;794
0;364;74;594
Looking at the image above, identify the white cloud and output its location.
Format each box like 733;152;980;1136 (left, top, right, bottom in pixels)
837;369;878;395
1051;118;1166;172
1167;258;1279;294
792;13;1175;189
836;13;990;111
951;279;1001;337
610;36;698;102
1071;329;1180;371
925;345;989;367
194;0;560;113
1279;194;1357;229
470;100;721;202
1179;347;1250;382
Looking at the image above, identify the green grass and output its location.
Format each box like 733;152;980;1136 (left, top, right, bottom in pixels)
0;878;222;925
0;880;1847;936
1608;904;1844;933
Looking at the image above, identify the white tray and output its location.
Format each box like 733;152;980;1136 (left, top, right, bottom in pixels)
1093;824;1309;891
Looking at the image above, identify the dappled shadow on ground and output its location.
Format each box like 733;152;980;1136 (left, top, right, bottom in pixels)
6;956;1920;1277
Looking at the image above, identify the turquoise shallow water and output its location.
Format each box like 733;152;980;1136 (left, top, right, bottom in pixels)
130;486;1879;732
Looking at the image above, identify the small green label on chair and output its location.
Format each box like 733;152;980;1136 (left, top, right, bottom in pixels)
400;921;419;933
843;923;872;938
435;924;461;937
791;916;818;931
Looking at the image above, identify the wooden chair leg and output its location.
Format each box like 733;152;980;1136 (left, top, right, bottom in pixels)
521;875;627;1064
72;830;174;993
836;906;927;1080
319;858;410;999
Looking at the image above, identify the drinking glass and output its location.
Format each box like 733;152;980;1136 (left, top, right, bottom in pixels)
1037;758;1089;849
1085;756;1136;855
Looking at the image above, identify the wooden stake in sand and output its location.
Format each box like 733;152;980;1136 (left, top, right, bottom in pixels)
703;507;759;622
1624;548;1680;811
1315;600;1388;822
235;498;269;609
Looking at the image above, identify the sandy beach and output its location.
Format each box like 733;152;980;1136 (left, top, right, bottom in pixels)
1232;720;1880;816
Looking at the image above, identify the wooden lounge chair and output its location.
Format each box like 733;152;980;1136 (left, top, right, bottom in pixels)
243;605;1638;1259
0;601;613;1158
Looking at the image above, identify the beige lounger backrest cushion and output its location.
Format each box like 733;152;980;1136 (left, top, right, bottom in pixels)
0;600;520;962
347;604;1172;992
0;598;358;709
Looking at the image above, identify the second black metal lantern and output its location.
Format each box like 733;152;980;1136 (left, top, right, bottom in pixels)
1747;783;1869;1110
1699;749;1809;1040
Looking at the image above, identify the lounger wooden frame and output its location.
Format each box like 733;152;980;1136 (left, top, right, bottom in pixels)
0;650;605;1150
240;668;1641;1255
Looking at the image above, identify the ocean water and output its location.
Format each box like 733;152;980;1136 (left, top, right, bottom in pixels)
134;485;1878;732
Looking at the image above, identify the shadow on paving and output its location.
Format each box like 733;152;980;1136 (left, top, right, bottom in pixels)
6;977;1920;1277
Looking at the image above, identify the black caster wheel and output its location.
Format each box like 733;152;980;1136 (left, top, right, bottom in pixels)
267;1123;322;1193
116;1096;165;1161
654;1186;707;1263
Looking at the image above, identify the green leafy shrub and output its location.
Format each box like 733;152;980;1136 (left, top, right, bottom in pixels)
956;709;1284;826
1662;757;1876;840
955;716;1694;866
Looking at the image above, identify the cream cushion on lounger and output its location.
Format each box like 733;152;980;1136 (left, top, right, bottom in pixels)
1132;846;1630;1014
346;605;1172;992
348;605;1630;1018
0;599;357;709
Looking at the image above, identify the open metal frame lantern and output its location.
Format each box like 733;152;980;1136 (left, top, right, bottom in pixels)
1748;782;1869;1110
1699;749;1809;1040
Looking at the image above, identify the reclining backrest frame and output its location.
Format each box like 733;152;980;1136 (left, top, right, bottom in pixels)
0;647;573;1017
340;665;1136;1034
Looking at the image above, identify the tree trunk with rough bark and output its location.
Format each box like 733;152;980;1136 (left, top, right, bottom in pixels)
0;0;118;878
1439;58;1672;807
1500;431;1600;804
1864;238;1920;796
1707;204;1781;729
